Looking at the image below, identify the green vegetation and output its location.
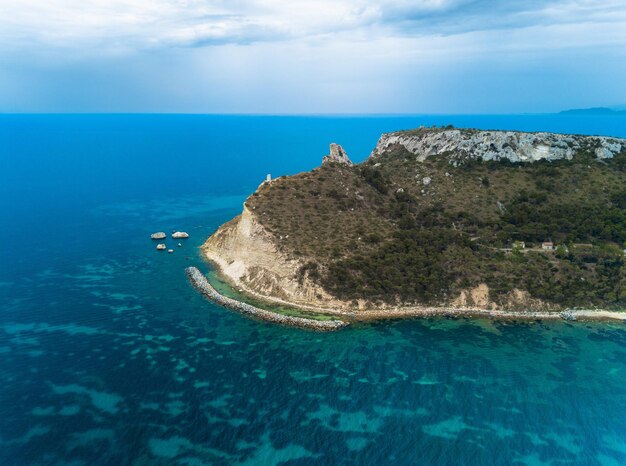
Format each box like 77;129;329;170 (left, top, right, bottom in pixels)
247;130;626;309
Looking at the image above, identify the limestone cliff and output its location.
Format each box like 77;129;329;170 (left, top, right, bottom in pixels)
370;128;624;163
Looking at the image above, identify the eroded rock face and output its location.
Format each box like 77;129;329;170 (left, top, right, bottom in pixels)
452;284;552;311
452;283;493;309
322;143;352;165
370;129;625;163
202;205;342;308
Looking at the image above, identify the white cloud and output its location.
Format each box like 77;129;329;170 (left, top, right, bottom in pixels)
0;0;373;51
1;0;625;53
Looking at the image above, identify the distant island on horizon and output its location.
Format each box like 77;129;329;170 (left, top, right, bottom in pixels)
194;125;626;329
560;106;626;115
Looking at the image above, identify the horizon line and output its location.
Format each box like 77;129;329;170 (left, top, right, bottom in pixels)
0;111;614;117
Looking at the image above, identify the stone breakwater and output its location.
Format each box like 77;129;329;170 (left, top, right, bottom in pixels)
185;267;349;331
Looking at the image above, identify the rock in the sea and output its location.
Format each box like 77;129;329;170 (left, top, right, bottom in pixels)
168;249;174;253
151;232;166;240
156;244;167;250
172;231;189;239
322;143;352;165
177;243;182;247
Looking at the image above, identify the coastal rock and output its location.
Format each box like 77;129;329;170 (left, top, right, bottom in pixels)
370;129;625;164
560;310;577;321
172;231;189;239
168;249;174;253
151;232;166;240
156;243;166;250
202;204;343;309
322;143;352;165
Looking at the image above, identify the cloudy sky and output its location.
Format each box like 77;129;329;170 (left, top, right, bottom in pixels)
1;0;626;113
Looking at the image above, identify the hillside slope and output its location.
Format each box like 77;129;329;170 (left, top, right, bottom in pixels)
204;127;626;312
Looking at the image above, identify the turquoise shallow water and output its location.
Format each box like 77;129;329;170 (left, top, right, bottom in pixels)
1;114;626;465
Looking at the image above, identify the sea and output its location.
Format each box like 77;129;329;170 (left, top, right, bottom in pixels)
1;114;626;465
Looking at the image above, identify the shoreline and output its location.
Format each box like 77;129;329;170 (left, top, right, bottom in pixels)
186;266;349;331
198;253;626;326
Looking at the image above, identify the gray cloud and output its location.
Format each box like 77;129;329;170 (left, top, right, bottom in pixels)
370;0;626;38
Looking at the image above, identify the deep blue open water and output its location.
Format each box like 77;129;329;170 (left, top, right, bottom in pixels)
1;114;626;465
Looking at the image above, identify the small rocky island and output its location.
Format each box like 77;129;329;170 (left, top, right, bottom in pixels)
200;127;626;325
152;231;189;252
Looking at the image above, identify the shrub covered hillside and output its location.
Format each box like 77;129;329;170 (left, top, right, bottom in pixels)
246;127;626;310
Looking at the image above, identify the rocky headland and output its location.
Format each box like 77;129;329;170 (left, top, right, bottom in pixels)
201;127;626;324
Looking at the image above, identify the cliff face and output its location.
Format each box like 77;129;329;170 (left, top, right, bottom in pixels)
370;128;624;163
202;204;341;309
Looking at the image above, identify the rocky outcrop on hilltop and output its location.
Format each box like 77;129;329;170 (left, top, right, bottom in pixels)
322;143;352;165
370;128;625;163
